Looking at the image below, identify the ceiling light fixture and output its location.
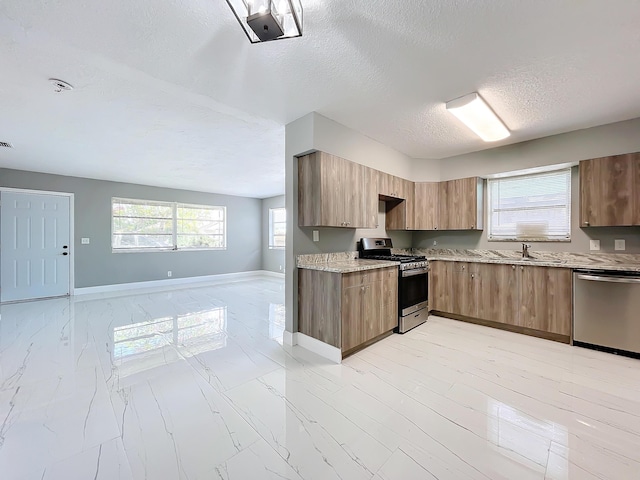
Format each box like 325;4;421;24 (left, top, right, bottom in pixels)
445;92;510;142
49;78;74;93
224;0;303;43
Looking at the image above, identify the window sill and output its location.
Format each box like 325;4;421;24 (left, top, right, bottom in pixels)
112;247;227;253
488;237;571;243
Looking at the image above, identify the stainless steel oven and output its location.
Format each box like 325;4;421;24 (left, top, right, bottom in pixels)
358;237;429;333
399;265;429;332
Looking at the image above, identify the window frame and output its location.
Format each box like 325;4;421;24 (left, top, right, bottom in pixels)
268;207;286;250
486;168;572;242
111;197;227;253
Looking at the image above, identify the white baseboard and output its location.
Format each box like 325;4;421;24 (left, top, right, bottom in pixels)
261;271;285;278
294;332;342;363
74;270;276;295
283;330;295;346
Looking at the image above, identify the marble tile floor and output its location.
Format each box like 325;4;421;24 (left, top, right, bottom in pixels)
1;275;639;479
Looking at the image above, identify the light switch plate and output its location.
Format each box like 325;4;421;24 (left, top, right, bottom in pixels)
590;240;600;251
312;230;319;242
81;238;90;244
615;239;626;251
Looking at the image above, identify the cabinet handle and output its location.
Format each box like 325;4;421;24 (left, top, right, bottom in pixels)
512;265;516;270
470;225;474;229
471;274;475;279
520;266;524;271
434;226;438;230
584;221;590;226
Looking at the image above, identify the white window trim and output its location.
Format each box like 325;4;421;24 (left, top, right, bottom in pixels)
487;168;572;242
111;197;227;253
268;207;286;250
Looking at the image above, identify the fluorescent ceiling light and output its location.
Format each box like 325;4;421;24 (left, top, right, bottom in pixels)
446;93;510;142
225;0;303;43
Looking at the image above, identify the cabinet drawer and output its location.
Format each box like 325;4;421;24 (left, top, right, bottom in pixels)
342;267;397;288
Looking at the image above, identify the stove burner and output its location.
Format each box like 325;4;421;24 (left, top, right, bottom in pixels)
360;254;426;263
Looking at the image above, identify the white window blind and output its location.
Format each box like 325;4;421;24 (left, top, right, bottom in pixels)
112;198;226;251
269;207;286;249
487;169;571;241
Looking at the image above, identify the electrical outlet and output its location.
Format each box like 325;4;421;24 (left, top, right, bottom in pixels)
590;240;601;251
167;271;172;277
81;238;90;244
312;230;319;242
615;239;626;251
433;240;437;246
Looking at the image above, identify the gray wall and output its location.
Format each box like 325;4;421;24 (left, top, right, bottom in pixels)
0;168;262;288
262;195;285;273
413;118;640;254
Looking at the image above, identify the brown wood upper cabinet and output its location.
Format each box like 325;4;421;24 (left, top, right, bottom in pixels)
298;151;377;228
414;182;440;230
580;152;640;227
438;177;484;230
378;172;406;199
386;177;415;230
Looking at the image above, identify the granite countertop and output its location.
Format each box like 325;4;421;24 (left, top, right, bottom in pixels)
296;252;400;273
297;258;400;273
418;249;640;273
296;250;640;274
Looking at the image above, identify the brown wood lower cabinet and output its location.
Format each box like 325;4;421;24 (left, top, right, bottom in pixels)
298;266;398;357
430;261;572;342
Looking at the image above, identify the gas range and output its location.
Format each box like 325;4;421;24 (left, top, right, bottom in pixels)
357;238;428;271
359;254;428;271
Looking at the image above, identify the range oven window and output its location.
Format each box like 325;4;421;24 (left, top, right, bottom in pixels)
400;271;428;312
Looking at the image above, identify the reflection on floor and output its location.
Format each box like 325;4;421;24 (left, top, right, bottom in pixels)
1;275;639;479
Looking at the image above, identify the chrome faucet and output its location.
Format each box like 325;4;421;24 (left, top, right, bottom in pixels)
522;243;532;259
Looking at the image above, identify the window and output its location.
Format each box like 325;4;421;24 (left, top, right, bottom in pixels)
487;169;571;241
269;207;286;249
112;198;226;251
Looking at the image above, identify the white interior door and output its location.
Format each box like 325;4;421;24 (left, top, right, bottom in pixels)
1;191;71;302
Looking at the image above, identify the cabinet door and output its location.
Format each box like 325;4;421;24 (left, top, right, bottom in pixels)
414;182;440;230
634;156;640;225
451;263;477;318
476;263;519;324
518;266;571;336
439;178;483;230
361;165;379;228
580;154;635;227
380;270;398;333
402;178;415;230
341;285;366;352
429;261;452;312
378;172;404;198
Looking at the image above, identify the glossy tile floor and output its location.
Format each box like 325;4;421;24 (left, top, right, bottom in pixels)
2;276;639;479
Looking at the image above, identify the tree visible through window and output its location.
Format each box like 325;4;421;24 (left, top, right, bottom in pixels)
487;169;571;241
269;207;286;249
112;198;226;251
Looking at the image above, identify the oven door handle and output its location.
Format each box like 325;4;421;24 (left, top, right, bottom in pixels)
401;267;429;277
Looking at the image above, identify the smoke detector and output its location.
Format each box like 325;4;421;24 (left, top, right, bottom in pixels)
49;78;74;93
0;141;14;148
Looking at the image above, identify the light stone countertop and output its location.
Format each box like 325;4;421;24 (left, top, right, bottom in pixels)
296;250;640;274
296;258;400;273
419;249;640;273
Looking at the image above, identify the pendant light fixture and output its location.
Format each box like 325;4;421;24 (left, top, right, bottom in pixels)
224;0;303;43
446;92;510;142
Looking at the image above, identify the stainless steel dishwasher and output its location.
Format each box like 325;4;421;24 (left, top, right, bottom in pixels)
573;270;640;357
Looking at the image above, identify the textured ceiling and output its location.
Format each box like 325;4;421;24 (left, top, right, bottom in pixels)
1;1;640;197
